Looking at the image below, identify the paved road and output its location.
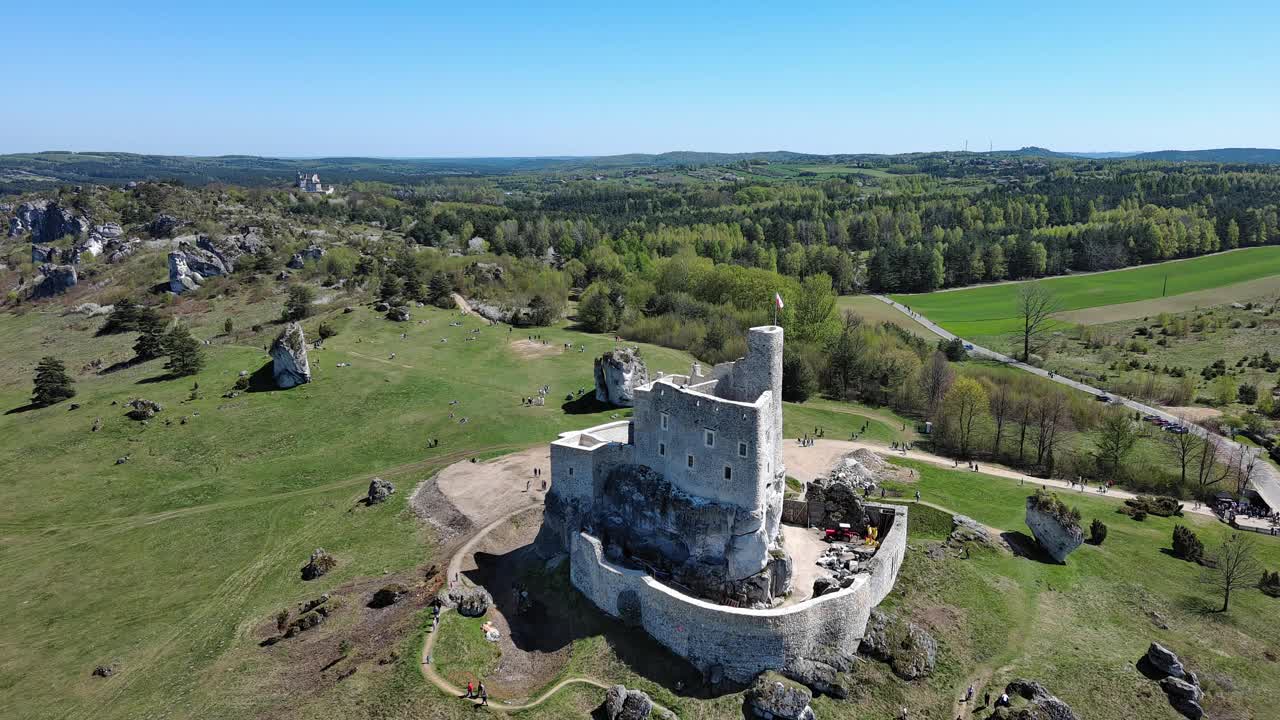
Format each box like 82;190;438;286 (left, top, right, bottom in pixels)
873;295;1280;514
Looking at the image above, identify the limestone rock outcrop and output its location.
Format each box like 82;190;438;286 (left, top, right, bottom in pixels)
125;398;163;421
270;322;312;389
446;586;492;617
806;476;869;531
301;548;336;580
859;608;937;680
287;245;325;269
995;679;1079;720
168;239;232;293
7;200;89;242
745;675;815;720
586;464;789;605
604;684;653;720
149;213;185;238
367;478;395;505
32;264;78;298
594;348;649;407
1140;643;1204;720
1024;493;1084;563
386;306;410;321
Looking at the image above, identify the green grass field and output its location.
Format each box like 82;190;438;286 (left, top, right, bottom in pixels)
0;290;930;720
890;246;1280;338
428;459;1280;720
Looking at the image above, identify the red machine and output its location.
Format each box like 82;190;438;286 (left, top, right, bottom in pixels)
823;523;855;543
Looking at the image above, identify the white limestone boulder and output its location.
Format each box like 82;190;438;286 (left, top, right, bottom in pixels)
270;322;312;389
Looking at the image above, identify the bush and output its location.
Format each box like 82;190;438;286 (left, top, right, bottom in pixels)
1119;505;1147;521
1125;495;1183;517
938;337;968;361
1239;384;1258;405
318;322;337;340
1261;570;1280;598
1090;519;1108;545
282;284;315;322
1029;489;1082;530
1172;524;1205;563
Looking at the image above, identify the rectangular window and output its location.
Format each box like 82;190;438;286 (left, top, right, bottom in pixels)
568;467;574;476
661;413;669;431
659;442;666;457
738;441;748;457
723;465;732;480
686;454;694;469
705;429;715;447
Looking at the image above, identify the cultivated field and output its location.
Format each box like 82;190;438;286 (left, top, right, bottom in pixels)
890;246;1280;339
836;294;939;338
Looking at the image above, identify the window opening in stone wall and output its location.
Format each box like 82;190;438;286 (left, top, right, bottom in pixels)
738;441;747;457
687;454;694;468
705;429;715;447
661;413;669;430
659;442;666;457
724;465;732;480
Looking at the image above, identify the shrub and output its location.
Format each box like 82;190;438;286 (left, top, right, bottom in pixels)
1125;495;1183;518
1261;570;1280;598
938;337;968;361
1172;524;1205;563
1090;519;1108;545
1239;384;1258;405
233;375;250;391
1119;505;1147;521
282;284;315;322
224;317;234;334
275;609;289;632
318;322;337;340
1029;489;1082;530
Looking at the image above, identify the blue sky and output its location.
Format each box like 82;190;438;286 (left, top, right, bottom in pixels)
3;0;1277;156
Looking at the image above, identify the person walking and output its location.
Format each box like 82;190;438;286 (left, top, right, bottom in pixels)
478;682;488;706
465;681;474;699
966;684;975;702
914;490;921;503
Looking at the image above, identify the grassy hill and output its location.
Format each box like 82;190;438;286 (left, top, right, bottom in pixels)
890;246;1280;340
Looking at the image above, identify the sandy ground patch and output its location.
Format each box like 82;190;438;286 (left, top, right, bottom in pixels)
435;446;549;528
779;524;828;607
1161;405;1224;423
509;338;562;360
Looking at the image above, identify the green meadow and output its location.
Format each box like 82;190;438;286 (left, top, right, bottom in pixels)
890;246;1280;339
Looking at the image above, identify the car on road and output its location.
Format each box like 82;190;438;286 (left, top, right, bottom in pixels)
1164;424;1189;434
1095;393;1111;402
1143;414;1161;423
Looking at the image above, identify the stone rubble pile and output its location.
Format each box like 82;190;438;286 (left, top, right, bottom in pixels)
812;543;876;595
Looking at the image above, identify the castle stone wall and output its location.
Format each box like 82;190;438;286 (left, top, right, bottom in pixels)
568;503;907;683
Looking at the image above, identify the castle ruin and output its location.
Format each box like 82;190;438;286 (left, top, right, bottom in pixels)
538;326;907;683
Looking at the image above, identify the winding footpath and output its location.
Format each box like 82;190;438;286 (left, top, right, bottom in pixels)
418;501;675;715
873;295;1280;516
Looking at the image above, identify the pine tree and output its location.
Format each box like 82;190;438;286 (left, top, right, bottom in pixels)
282;284;314;322
163;324;205;377
132;313;168;360
32;356;75;407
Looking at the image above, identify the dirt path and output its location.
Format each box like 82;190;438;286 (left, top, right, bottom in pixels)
420;501;677;715
783;438;1220;520
435;446;550;529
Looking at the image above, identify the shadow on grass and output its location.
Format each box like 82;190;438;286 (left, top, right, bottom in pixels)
5;402;43;415
1177;594;1223;616
137;372;183;385
245;361;280;393
999;531;1063;564
560;394;619;415
464;542;731;701
99;356;149;375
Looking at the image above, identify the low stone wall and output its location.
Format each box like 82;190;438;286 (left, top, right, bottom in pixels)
569;503;907;683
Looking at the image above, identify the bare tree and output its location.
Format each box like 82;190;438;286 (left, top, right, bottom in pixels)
1201;533;1263;612
1233;447;1261;498
1015;283;1063;362
988;380;1015;457
1033;390;1071;476
1193;435;1233;496
919;350;954;420
1164;429;1198;487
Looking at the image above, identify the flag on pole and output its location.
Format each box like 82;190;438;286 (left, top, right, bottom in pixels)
774;292;784;309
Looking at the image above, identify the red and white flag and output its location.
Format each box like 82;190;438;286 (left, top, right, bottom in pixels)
774;292;784;309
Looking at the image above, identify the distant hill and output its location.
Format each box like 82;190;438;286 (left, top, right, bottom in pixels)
1128;148;1280;163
